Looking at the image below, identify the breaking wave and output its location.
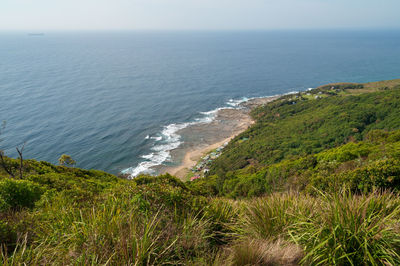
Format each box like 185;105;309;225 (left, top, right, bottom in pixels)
122;95;276;178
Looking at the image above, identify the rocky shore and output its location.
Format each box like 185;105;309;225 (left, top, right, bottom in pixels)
160;95;280;180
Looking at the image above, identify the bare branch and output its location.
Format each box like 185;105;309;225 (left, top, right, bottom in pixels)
16;142;26;179
0;150;15;178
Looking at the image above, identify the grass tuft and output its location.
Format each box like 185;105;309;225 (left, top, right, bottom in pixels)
217;238;302;266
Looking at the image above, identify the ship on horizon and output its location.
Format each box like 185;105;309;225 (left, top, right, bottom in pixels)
28;33;45;36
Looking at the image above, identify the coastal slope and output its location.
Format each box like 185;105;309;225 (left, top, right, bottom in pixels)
202;79;400;196
1;79;400;264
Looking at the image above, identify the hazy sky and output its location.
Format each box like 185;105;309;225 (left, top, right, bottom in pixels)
1;0;399;30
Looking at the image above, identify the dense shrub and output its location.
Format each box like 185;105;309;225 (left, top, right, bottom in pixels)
316;142;373;163
342;159;400;192
210;87;400;179
309;158;400;193
0;179;44;210
210;128;400;198
188;175;219;196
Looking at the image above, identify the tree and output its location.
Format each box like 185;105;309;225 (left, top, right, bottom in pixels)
58;154;76;167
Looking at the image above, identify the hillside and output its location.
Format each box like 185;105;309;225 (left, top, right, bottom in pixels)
1;79;400;265
204;80;400;197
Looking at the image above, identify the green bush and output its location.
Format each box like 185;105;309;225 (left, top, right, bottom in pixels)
316;142;373;163
310;159;400;193
188;175;219;196
0;179;44;210
346;159;400;192
365;129;389;143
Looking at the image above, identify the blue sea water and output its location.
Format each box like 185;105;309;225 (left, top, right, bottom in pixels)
0;30;399;175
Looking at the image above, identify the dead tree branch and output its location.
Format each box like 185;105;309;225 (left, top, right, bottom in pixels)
16;142;25;179
0;150;15;178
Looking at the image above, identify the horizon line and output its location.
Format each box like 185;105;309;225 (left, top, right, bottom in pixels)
0;27;399;32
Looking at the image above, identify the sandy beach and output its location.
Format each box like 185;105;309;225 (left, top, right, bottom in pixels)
161;95;280;180
163;136;234;179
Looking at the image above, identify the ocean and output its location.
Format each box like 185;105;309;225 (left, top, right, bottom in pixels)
0;30;399;176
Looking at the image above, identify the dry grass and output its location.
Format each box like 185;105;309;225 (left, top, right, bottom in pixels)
316;82;359;89
216;238;303;266
315;79;400;95
364;79;400;89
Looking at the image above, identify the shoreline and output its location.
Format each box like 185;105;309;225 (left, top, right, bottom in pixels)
163;136;235;180
161;95;280;180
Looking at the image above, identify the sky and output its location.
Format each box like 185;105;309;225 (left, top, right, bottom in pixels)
1;0;400;31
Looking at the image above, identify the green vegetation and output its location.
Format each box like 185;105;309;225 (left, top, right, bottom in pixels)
58;154;76;167
2;79;400;265
205;81;400;197
194;129;400;198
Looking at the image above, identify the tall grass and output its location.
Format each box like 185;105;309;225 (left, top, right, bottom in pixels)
290;191;400;265
204;198;241;245
241;192;317;239
223;190;400;265
1;191;215;265
3;187;400;265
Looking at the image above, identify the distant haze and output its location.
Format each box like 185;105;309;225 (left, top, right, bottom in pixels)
1;0;400;31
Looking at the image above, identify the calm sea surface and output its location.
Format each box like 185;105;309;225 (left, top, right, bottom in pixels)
0;30;399;175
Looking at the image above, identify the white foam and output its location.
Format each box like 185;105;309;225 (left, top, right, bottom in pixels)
198;106;236;123
227;97;249;107
145;134;162;141
151;136;162;141
123;122;190;178
283;91;299;95
122;161;157;177
141;153;154;160
230;95;284;105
